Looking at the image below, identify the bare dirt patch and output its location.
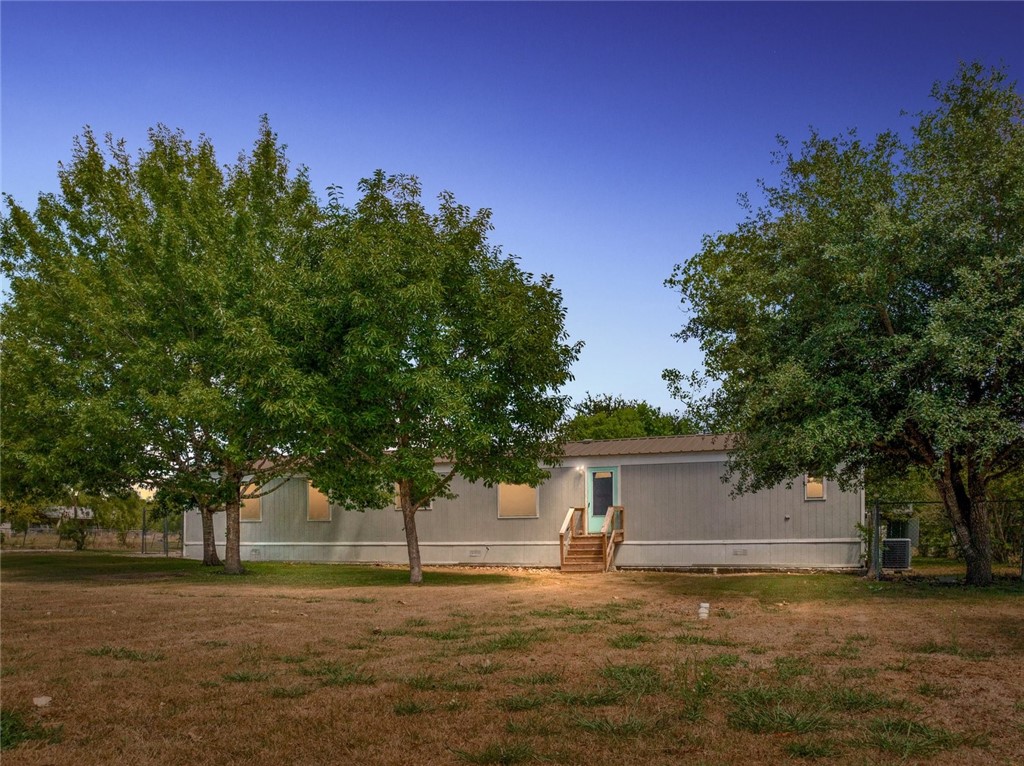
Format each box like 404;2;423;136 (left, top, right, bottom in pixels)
2;565;1021;765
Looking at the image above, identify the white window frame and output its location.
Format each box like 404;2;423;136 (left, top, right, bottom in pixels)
804;474;826;501
240;488;262;522
497;483;539;519
394;483;433;511
307;481;332;522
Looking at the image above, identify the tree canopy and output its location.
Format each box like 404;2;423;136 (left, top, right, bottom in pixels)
1;118;321;572
562;394;696;441
299;172;582;583
2;127;580;582
666;63;1023;585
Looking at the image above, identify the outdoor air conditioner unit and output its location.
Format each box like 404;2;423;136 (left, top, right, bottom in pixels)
882;538;912;570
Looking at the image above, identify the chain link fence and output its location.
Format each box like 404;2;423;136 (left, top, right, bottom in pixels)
1;519;184;555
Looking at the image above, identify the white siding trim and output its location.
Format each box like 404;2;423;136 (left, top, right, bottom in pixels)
220;538;857;548
230;540;562;547
622;538;860;546
435;452;731;474
557;452;728;470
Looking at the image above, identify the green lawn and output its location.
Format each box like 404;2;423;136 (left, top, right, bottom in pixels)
1;550;1020;600
645;563;1023;604
0;551;518;587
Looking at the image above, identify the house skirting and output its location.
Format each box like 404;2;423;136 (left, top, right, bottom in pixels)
183;537;861;569
614;539;862;569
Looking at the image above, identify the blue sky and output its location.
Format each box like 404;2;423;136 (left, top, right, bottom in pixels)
3;1;1022;413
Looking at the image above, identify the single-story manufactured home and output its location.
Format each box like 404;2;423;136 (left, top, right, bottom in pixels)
184;435;865;571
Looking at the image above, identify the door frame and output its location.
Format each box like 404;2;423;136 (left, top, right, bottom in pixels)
586;466;619;534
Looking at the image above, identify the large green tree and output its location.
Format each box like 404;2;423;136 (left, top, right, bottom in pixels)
1;119;320;573
562;393;697;441
90;490;147;548
666;64;1023;586
299;172;581;583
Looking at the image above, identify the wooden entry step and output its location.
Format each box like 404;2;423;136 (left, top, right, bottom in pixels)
558;506;625;573
561;534;606;573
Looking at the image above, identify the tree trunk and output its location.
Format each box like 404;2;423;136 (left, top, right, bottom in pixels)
223;488;245;575
399;479;423;584
965;465;993;586
964;539;993;585
935;457;993;586
200;504;222;567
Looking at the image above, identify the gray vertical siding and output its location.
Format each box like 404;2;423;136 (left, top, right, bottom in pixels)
184;459;862;569
614;463;861;568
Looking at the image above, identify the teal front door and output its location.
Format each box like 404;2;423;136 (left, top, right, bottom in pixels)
587;467;619;533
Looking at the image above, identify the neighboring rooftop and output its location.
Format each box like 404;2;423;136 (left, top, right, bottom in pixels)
562;433;736;457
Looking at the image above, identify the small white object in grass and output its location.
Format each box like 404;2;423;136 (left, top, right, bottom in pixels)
33;696;52;707
698;602;710;620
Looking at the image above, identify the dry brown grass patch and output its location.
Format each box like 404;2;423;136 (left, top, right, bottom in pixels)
1;559;1021;765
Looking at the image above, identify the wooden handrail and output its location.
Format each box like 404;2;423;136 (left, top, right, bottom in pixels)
600;506;625;571
560;506;623;571
559;507;584;568
559;507;579;537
